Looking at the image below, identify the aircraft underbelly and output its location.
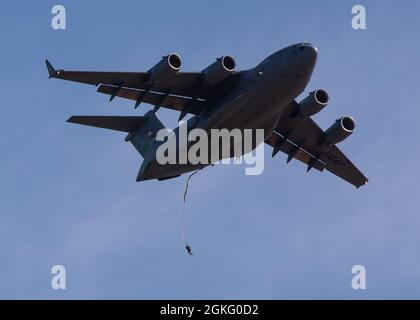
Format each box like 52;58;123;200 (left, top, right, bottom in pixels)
216;93;288;139
141;84;296;180
142;76;302;181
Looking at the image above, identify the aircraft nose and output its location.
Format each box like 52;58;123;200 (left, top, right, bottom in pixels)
299;43;318;64
294;43;318;78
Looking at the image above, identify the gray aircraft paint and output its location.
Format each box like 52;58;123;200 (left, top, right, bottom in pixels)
47;43;367;187
137;44;317;180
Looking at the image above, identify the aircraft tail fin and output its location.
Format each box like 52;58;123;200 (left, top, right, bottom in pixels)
125;111;166;158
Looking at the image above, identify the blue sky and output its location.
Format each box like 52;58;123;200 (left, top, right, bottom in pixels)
1;0;420;299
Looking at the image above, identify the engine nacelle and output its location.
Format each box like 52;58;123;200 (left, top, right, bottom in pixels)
298;89;329;116
203;56;236;84
324;116;355;144
147;53;182;82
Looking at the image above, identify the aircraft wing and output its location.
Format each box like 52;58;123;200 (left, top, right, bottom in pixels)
266;100;368;188
46;60;239;115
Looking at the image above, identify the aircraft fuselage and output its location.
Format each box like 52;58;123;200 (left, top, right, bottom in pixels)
138;43;319;180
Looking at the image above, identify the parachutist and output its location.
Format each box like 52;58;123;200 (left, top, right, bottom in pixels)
185;244;193;256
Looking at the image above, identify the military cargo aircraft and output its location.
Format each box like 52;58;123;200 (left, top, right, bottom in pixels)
46;43;368;187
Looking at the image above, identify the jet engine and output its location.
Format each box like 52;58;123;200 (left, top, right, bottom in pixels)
298;89;329;116
323;116;355;144
146;53;182;82
203;56;236;84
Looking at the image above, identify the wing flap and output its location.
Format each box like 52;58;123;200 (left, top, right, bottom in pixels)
265;132;326;172
97;84;205;114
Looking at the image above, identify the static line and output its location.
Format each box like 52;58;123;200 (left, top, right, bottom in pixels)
181;170;200;256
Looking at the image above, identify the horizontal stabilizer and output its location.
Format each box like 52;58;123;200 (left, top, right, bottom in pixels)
67;116;148;132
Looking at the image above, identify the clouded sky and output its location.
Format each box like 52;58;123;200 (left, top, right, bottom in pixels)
1;0;419;299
